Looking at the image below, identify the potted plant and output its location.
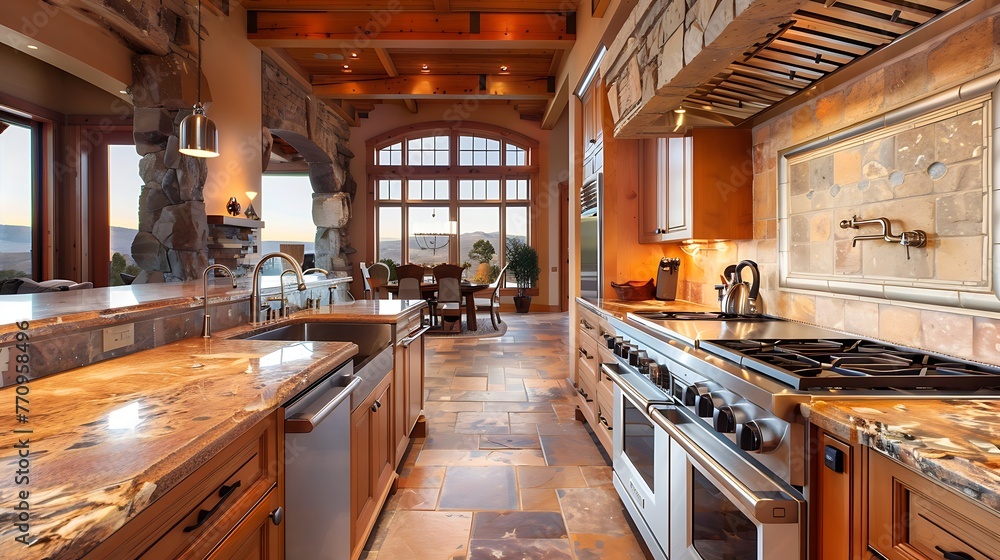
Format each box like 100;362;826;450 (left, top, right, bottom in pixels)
506;237;539;313
467;239;496;283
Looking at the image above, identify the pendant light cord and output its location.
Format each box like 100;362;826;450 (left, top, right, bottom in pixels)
196;0;202;106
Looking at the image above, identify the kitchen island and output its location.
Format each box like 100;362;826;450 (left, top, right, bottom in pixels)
0;298;428;559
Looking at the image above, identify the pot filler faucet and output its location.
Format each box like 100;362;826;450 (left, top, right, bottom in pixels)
250;252;307;326
839;215;927;259
202;264;238;338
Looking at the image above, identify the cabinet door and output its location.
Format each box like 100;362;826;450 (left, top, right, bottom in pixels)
581;76;603;156
665;136;691;236
815;431;857;560
372;382;394;499
405;333;424;434
638;138;666;243
393;341;408;465
205;486;283;560
351;395;375;550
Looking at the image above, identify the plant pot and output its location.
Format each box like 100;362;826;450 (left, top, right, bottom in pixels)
513;295;531;313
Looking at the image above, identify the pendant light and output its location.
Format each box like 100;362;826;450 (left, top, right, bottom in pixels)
178;0;219;158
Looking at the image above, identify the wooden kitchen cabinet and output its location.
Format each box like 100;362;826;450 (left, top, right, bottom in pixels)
812;428;866;560
581;75;604;159
205;487;283;560
638;129;753;243
393;312;426;465
575;302;611;455
86;412;283;560
351;374;395;560
868;451;1000;560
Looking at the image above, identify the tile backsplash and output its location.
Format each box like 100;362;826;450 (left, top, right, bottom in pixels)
670;11;1000;365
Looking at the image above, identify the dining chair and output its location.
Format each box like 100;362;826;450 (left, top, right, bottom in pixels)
433;264;465;329
367;262;391;299
359;261;372;299
395;263;432;322
474;264;508;330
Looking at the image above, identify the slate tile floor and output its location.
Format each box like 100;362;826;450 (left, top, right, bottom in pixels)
360;313;651;559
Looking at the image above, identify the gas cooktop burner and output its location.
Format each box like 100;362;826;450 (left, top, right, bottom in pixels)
633;311;778;322
698;338;1000;390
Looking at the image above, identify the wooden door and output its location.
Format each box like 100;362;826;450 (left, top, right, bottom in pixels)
393;340;408;464
405;334;424;432
351;394;375;550
206;487;283;560
665;136;690;236
373;382;394;499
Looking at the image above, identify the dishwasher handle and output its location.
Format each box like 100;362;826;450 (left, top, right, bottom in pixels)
286;376;362;434
398;325;430;347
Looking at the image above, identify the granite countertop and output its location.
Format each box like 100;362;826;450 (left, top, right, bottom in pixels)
0;274;351;338
0;337;358;559
578;297;715;319
803;399;1000;515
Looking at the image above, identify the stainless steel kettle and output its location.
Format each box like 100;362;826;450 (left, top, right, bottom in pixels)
721;260;761;315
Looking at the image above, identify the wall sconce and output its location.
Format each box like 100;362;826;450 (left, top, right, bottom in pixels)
178;0;220;158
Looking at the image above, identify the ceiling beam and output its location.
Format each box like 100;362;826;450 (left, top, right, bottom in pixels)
375;48;418;113
325;99;359;127
541;74;568;130
247;11;574;49
262;47;313;92
434;0;451;11
313;75;553;100
47;0;172;55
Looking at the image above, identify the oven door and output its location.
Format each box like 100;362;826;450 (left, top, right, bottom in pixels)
604;364;670;560
651;406;804;560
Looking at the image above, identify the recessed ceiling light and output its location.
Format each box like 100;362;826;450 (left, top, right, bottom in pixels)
119;89;128;95
500;65;509;72
350;52;359;58
26;45;38;50
421;64;429;73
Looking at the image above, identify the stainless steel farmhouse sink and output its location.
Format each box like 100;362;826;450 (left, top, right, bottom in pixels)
236;321;393;371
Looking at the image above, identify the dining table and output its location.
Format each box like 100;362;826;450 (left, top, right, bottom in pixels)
382;281;488;331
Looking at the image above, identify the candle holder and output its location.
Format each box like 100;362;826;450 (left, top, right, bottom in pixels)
244;191;260;220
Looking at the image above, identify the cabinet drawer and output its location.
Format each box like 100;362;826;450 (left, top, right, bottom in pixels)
595;384;614;454
869;451;1000;560
576;367;597;421
577;307;602;346
87;413;280;560
577;336;599;382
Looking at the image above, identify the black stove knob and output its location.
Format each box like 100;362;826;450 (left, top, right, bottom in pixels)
681;384;701;406
736;419;782;454
695;391;737;418
605;334;619;350
713;403;752;433
614;339;630;356
628;348;646;367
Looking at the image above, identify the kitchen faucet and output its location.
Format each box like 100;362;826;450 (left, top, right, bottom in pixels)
202;264;237;337
250;252;306;326
301;268;332;308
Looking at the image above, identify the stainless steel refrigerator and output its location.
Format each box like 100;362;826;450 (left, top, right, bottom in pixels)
580;172;602;300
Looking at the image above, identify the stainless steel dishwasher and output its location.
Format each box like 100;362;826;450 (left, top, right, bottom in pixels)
283;359;361;560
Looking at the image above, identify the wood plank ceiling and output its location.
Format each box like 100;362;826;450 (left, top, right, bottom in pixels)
680;0;969;124
244;0;579;123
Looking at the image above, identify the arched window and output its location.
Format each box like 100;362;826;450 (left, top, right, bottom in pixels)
368;123;537;284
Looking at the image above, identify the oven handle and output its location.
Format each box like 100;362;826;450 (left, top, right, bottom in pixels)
649;406;801;524
600;362;651;409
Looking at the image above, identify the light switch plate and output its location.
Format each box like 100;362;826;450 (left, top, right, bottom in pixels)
103;324;134;352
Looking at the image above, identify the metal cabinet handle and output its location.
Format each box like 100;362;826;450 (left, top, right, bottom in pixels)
371;399;383;412
599;414;612;431
580;319;593;330
935;547;974;560
576;387;593;402
269;506;284;526
578;347;592;360
183;480;241;532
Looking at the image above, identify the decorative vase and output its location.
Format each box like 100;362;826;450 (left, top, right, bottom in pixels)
226;196;241;216
244;201;259;220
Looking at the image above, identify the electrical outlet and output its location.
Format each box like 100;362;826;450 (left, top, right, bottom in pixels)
103;324;134;352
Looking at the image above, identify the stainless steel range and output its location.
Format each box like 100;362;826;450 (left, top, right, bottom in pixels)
603;310;1000;560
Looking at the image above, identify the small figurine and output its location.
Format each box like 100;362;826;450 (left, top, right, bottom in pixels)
226;196;241;216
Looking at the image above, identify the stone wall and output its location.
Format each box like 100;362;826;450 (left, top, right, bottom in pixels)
671;12;1000;363
129;53;211;282
600;0;806;136
261;55;356;275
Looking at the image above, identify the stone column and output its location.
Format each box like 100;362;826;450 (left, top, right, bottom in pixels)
129;54;210;282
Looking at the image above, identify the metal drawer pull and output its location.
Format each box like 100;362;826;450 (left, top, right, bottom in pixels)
935;547;974;560
183;480;241;532
599;414;612;431
269;506;284;526
578;347;592;360
576;387;593;402
580;319;594;330
371;399;382;412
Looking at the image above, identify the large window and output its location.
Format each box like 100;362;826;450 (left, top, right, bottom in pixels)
370;125;536;283
0;117;36;280
261;174;315;260
108;145;143;285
